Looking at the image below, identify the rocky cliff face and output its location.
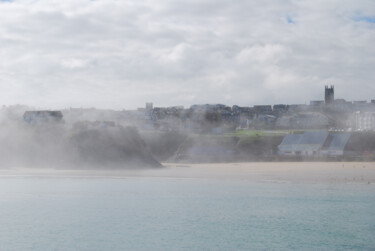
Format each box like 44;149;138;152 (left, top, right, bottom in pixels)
139;131;187;162
0;122;161;169
68;126;161;168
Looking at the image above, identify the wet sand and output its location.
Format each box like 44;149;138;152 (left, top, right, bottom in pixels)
1;162;375;184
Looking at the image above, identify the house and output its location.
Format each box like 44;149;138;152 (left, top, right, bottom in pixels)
277;134;303;156
354;111;375;131
278;131;329;156
253;105;272;114
23;111;63;124
273;104;288;114
276;112;329;129
321;133;351;156
278;131;351;157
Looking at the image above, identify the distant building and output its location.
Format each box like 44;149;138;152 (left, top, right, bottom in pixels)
257;114;277;126
278;131;351;157
321;133;351;156
23;111;63;124
276;112;329;129
232;105;254;114
273;104;288;113
288;104;309;112
278;131;329;156
331;99;352;112
354;111;375;131
325;85;334;104
353;101;367;104
253;105;272;113
190;104;230;112
310;100;324;106
145;102;153;111
144;102;156;125
130;86;375;133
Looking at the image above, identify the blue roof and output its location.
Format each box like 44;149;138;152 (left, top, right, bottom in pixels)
299;131;328;145
280;134;302;145
280;131;328;146
324;133;351;151
279;131;329;152
279;131;351;153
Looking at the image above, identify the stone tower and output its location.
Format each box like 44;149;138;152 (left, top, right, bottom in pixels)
325;85;334;104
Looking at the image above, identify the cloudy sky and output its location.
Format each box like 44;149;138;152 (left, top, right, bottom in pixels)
0;0;374;109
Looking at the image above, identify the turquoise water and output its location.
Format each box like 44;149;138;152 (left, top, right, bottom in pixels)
0;177;374;250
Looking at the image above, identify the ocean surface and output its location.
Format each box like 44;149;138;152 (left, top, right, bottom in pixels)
1;175;375;250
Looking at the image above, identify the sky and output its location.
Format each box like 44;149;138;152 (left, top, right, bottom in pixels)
0;0;374;109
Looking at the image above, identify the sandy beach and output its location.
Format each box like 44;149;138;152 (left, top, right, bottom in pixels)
0;162;375;184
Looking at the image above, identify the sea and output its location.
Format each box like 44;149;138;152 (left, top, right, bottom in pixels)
0;175;375;250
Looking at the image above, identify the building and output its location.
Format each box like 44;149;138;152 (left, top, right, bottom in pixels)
354;111;375;131
276;112;329;129
145;102;153;111
321;133;351;156
310;100;324;106
331;99;352;112
288;104;309;112
273;104;288;114
325;85;334;104
278;131;351;157
278;131;329;156
253;105;272;114
23;111;63;124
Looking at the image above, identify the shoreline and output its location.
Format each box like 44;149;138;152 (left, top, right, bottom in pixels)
0;162;374;184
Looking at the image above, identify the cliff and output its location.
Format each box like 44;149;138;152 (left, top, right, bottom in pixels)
0;123;161;169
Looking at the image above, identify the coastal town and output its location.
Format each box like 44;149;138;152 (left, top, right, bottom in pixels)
53;85;375;133
2;86;375;163
128;85;375;132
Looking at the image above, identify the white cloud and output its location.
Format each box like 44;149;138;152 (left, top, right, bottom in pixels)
61;58;88;69
0;0;374;109
236;44;289;65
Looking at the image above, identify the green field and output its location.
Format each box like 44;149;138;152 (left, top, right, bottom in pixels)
227;129;290;137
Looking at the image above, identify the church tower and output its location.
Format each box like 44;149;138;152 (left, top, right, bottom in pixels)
325;85;334;104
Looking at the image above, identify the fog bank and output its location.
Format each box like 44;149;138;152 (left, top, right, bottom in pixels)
0;106;161;169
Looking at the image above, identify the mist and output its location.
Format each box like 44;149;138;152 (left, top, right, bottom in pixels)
0;105;161;169
2;91;375;170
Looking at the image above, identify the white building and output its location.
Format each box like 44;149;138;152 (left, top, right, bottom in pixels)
354;111;375;131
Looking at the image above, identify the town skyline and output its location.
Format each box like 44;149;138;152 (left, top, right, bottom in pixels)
4;85;375;111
